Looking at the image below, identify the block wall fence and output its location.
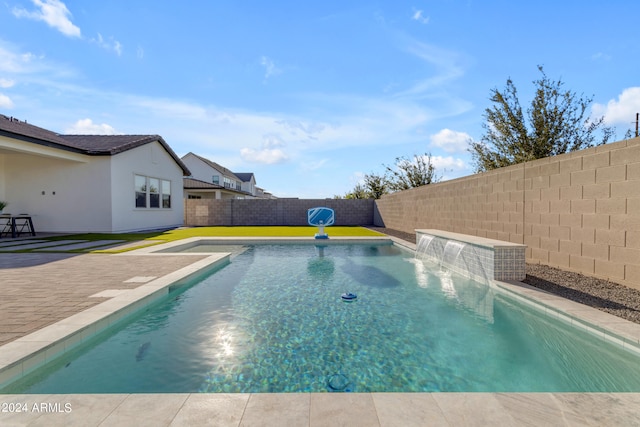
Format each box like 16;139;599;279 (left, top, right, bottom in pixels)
184;198;374;227
374;137;640;290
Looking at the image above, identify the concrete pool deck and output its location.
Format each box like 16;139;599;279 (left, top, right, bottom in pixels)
1;236;640;426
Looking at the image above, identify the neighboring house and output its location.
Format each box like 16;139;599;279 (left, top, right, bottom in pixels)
255;186;275;199
0;114;190;233
234;172;256;196
182;152;274;199
183;177;228;199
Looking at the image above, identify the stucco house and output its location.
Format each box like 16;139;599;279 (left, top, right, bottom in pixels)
182;152;272;199
0;114;190;233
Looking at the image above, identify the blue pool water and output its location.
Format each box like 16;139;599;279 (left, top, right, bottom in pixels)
4;243;640;393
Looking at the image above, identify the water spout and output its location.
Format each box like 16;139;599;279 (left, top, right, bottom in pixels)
415;234;436;262
440;241;466;270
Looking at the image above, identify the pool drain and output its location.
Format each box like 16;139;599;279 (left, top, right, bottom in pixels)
327;373;350;391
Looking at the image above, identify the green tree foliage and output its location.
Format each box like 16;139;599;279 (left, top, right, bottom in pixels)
363;173;389;199
344;173;389;199
343;153;440;198
384;153;441;191
344;183;368;199
469;66;615;172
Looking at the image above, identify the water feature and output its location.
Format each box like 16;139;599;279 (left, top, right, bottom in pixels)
440;240;466;269
416;229;526;282
415;234;435;262
416;234;487;283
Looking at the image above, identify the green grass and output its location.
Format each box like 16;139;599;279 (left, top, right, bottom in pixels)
156;226;384;239
45;226;386;253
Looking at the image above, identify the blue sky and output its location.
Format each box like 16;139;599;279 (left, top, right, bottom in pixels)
1;1;639;198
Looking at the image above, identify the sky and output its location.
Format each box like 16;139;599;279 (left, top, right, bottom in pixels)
1;1;639;198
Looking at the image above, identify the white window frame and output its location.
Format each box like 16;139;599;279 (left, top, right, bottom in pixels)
134;174;172;209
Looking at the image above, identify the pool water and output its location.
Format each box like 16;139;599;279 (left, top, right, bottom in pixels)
5;243;640;393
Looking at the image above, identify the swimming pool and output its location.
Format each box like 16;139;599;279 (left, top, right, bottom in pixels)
4;242;640;393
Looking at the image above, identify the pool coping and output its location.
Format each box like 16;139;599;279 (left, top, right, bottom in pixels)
2;235;640;390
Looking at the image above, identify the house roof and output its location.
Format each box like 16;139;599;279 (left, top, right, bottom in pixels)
183;177;252;196
185;152;241;180
234;172;255;183
183;177;224;190
0;114;190;175
0;115;70;146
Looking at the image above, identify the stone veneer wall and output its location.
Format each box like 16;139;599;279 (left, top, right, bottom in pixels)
185;198;374;227
375;137;640;290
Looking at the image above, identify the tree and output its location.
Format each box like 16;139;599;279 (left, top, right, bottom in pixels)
344;173;389;200
469;66;615;172
384;153;441;191
363;173;389;199
344;183;368;199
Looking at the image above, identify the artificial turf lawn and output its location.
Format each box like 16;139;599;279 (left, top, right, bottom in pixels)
157;226;385;238
43;226;386;253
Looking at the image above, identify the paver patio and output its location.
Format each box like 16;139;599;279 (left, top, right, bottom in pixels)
0;251;207;346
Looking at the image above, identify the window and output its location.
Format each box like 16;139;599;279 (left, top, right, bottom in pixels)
149;178;160;208
135;175;147;208
212;175;219;184
162;180;171;208
135;175;172;209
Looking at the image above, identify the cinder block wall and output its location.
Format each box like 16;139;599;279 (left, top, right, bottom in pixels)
374;137;640;290
185;198;374;226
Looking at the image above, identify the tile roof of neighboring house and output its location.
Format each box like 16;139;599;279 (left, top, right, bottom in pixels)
183;177;252;196
183;177;224;190
0;114;190;175
186;152;241;180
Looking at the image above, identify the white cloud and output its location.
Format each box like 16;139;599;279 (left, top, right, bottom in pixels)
240;133;290;164
277;119;325;139
65;118;117;135
260;56;282;81
0;93;14;108
431;155;470;178
0;78;15;88
393;38;467;101
262;134;286;148
240;147;289;164
91;33;123;56
430;128;471;153
0;42;44;74
13;0;81;38
137;46;145;60
412;9;430;24
592;87;640;125
0;79;14;106
300;158;329;172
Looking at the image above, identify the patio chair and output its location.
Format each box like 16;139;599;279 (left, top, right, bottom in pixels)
14;214;36;237
0;213;13;238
